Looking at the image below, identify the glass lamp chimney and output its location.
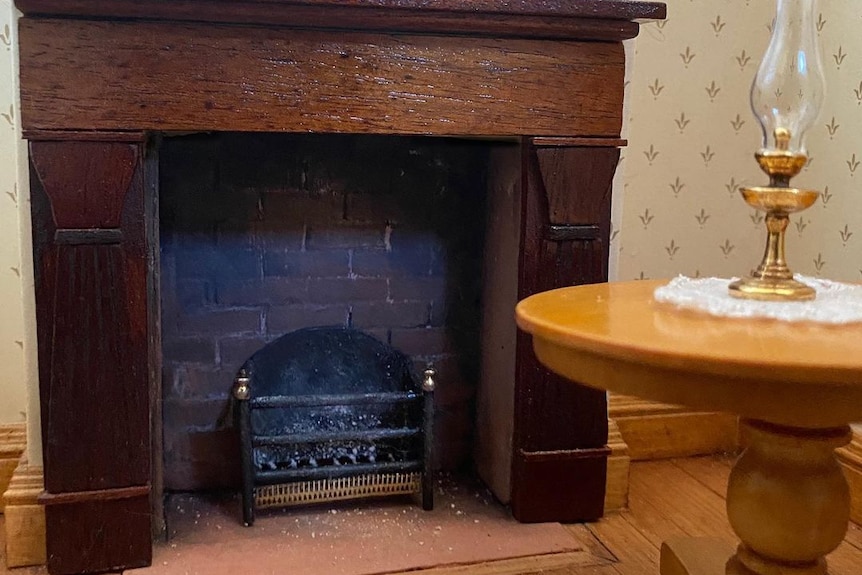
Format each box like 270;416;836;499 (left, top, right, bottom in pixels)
750;0;824;156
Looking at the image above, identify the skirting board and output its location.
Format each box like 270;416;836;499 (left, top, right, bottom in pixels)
605;395;738;514
0;423;26;514
837;431;862;526
604;419;630;513
609;395;739;461
2;455;46;568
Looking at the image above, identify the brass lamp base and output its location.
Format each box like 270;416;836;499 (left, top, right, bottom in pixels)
728;277;815;302
729;186;819;302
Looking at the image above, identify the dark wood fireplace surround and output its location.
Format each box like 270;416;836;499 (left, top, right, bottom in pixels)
15;1;665;573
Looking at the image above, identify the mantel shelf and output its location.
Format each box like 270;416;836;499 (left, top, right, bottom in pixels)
15;0;666;41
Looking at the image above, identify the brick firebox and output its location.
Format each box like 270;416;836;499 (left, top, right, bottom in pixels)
160;133;490;491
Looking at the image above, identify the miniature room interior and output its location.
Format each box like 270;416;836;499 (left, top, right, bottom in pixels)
1;1;862;575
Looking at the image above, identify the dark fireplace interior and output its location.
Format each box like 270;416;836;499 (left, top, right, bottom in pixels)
159;132;498;495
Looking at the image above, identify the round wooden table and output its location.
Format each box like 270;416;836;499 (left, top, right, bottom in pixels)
515;280;862;575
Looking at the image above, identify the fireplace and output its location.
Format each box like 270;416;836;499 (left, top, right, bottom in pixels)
16;1;665;573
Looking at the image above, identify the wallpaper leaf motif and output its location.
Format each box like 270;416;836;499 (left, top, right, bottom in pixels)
644;145;660;164
750;211;764;226
5;182;16;205
705;81;721;101
846;153;859;175
1;103;12;128
833;46;847;68
0;0;33;423
826;117;840;138
725;177;740;197
680;46;696;66
640;209;655;229
617;0;862;284
813;253;826;274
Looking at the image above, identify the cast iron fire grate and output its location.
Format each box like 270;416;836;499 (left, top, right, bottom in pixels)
232;327;435;526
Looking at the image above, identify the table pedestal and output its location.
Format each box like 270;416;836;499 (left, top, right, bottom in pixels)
661;420;852;575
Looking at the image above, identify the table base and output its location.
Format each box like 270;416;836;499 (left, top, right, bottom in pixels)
658;420;852;575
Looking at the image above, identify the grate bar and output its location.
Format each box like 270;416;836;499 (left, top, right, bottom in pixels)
253;426;420;447
251;391;420;409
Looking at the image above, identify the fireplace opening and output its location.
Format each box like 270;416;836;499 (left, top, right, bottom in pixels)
159;132;497;506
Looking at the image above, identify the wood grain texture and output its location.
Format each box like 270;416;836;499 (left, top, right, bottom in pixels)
609;395;740;461
837;432;862;526
30;142;136;229
518;281;862;428
590;457;862;575
0;423;26;514
30;141;150;494
510;142;620;523
19;19;625;136
537;146;619;228
604;420;630;513
512;447;609;523
45;496;151;575
2;457;46;568
659;537;730;575
515;144;616;451
144;141;165;540
14;0;666;43
14;3;647;42
29;139;153;574
15;0;667;21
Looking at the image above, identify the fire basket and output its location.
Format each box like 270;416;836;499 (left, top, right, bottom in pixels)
232;327;435;526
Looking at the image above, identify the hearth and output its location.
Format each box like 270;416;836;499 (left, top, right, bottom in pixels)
16;1;664;573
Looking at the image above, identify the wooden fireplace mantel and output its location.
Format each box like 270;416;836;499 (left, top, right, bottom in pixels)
15;1;665;573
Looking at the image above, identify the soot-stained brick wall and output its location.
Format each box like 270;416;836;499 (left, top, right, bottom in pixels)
160;133;488;491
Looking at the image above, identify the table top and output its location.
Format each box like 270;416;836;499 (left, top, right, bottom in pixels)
515;280;862;429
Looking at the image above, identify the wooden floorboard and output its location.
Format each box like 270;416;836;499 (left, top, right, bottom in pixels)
586;512;659;575
0;517;45;575
669;453;735;498
845;522;862;552
3;456;862;575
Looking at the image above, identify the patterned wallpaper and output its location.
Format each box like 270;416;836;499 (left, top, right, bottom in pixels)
0;1;859;435
616;0;862;284
0;0;30;426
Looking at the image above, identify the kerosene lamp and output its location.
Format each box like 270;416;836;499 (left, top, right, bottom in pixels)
729;0;825;301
